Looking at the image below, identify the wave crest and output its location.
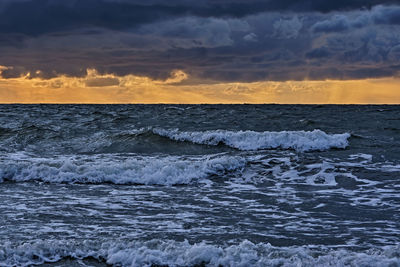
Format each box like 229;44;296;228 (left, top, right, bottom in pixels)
153;129;350;152
1;239;399;267
0;154;245;185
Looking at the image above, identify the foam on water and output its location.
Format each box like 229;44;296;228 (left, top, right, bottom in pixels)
1;239;399;267
1;151;399;188
152;128;351;152
0;153;245;185
1;105;400;267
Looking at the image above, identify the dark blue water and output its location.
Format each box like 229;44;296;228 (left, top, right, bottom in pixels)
0;105;399;266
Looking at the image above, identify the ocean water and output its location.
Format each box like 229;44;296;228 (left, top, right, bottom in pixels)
0;104;399;266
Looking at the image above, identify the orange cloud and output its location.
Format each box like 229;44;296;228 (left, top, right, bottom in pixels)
0;67;399;103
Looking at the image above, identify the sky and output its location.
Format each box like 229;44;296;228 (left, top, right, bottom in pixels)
0;0;400;103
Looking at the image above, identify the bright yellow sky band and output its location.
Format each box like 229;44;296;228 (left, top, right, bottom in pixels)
0;68;399;104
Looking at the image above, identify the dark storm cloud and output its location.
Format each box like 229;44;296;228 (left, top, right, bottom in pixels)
1;0;400;82
310;5;400;33
311;15;351;32
306;47;331;59
372;5;400;24
0;0;183;35
0;0;399;36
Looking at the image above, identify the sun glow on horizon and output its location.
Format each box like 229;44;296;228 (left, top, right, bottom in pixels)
0;66;399;104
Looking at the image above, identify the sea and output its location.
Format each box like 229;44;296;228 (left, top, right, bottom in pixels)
0;104;399;267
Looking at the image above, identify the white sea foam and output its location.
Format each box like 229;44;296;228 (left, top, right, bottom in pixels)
1;239;399;267
0;153;245;185
152;128;351;152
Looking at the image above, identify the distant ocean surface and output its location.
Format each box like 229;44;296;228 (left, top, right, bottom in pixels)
0;104;399;266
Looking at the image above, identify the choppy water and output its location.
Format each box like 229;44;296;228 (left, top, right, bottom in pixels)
0;104;399;266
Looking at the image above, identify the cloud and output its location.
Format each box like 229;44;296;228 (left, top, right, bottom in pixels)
0;65;8;72
311;15;350;33
0;66;29;78
1;1;400;83
162;70;188;84
243;33;258;42
272;16;303;39
258;0;399;13
388;44;400;61
371;5;400;24
310;5;400;34
0;0;399;37
85;77;120;87
136;17;238;48
306;47;331;58
2;70;400;103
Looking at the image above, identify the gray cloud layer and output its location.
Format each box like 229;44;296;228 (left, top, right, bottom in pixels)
1;0;400;82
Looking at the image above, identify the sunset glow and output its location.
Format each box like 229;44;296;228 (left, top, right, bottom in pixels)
1;67;399;103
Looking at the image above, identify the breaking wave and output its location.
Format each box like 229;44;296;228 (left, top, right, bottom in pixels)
0;125;351;154
1;239;399;267
0;153;245;185
152;128;351;152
